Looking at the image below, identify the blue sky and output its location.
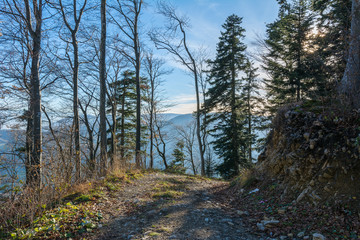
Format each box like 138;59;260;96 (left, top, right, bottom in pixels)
145;0;280;114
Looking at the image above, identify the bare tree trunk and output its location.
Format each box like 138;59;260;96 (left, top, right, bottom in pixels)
340;0;360;108
180;26;205;176
99;0;108;176
79;101;96;176
56;0;88;181
73;39;81;181
23;0;44;188
150;4;206;175
25;108;32;185
154;117;168;169
108;0;143;168
149;93;154;169
133;2;142;169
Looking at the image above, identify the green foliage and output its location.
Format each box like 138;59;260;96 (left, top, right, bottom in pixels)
74;194;92;203
169;141;186;174
10;202;102;239
312;0;351;85
152;190;184;199
204;14;250;179
107;70;138;159
263;0;317;115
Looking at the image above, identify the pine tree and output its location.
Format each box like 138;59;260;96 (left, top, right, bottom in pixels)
170;141;186;174
262;0;315;114
204;14;248;179
312;0;352;95
242;60;264;162
107;70;137;162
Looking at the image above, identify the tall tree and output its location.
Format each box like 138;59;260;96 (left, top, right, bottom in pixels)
262;0;315;114
242;60;263;162
99;0;108;176
204;14;248;179
52;0;88;181
143;52;170;169
0;6;32;184
150;1;206;175
106;51;127;169
339;0;360;108
107;70;137;163
1;0;48;188
312;0;352;87
108;0;143;168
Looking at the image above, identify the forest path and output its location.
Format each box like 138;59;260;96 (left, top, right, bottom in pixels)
91;172;258;240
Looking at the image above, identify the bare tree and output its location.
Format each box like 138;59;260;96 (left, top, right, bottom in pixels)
99;0;108;176
143;52;171;168
79;83;100;177
153;114;169;169
0;1;47;187
106;52;124;169
50;0;88;181
0;7;32;183
150;1;205;175
340;0;360;108
175;121;197;175
108;0;143;168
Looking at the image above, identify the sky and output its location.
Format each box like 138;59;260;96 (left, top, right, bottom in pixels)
143;0;280;114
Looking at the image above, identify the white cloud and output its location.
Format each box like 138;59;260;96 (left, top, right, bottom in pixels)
167;94;196;104
165;94;197;114
167;102;197;114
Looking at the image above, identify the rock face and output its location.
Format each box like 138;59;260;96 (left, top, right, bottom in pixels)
257;103;360;203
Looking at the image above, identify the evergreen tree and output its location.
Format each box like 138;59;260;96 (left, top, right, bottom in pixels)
242;60;264;162
107;70;137;161
170;141;186;174
312;0;352;91
204;14;248;179
262;0;316;114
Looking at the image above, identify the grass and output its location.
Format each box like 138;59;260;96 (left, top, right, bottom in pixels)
152;190;184;199
1;169;145;240
230;168;258;188
148;231;160;236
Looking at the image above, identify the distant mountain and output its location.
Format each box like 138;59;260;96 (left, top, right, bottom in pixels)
168;114;194;126
160;113;182;122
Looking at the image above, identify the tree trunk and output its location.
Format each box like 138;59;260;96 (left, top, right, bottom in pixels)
231;49;240;175
73;35;81;181
79;102;96;176
340;0;360;108
248;91;252;163
134;17;142;169
25;107;32;185
179;25;205;176
120;86;126;163
190;149;196;175
149;80;154;169
110;103;117;169
30;34;42;188
24;0;44;188
99;0;108;176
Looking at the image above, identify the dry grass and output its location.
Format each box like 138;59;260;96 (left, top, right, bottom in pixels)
230;168;259;189
0;167;143;238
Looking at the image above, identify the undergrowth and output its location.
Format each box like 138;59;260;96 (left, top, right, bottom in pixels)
0;169;145;239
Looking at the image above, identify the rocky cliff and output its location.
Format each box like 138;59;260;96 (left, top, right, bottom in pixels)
257;102;360;206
